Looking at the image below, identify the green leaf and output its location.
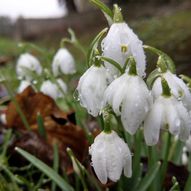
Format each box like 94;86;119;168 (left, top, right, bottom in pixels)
136;161;161;191
51;143;59;191
184;173;191;191
15;147;74;191
89;0;113;23
37;113;46;139
87;28;108;67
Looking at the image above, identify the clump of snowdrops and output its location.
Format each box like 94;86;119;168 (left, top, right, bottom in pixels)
1;0;191;191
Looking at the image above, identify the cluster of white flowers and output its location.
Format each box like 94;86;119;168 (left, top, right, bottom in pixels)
76;6;191;184
16;48;76;100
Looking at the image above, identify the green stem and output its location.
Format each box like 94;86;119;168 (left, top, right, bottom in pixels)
160;132;171;188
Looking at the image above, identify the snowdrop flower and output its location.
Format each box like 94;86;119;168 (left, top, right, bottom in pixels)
76;65;108;117
17;80;31;93
144;79;191;146
101;5;146;77
52;48;76;76
152;71;191;110
40;79;67;100
16;53;42;80
103;63;152;134
89;130;132;184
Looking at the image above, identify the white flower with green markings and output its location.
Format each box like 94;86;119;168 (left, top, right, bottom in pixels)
152;71;191;110
103;63;152;134
144;79;191;145
101;5;146;77
89;130;132;184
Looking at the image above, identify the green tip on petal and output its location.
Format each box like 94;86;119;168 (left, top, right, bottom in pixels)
128;58;137;76
113;4;123;23
161;78;171;97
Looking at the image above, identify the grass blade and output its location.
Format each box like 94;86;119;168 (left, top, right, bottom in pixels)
15;147;74;191
136;161;161;191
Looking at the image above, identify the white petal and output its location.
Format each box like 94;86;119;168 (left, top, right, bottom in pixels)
166;98;181;136
106;133;123;182
176;101;191;141
120;76;152;134
77;65;108;116
144;97;164;145
90;140;107;184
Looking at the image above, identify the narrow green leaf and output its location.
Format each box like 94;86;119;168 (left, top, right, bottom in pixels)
89;0;113;22
87;28;108;67
51;143;59;191
136;161;161;191
16;147;74;191
37;113;46;139
184;173;191;191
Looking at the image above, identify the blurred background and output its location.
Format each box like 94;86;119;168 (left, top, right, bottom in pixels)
0;0;191;75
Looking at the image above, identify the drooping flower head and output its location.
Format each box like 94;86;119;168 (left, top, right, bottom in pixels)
103;62;152;134
144;78;191;146
101;5;146;78
40;79;67;100
76;65;108;117
16;53;42;80
89;130;132;184
152;70;191;110
52;48;76;76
